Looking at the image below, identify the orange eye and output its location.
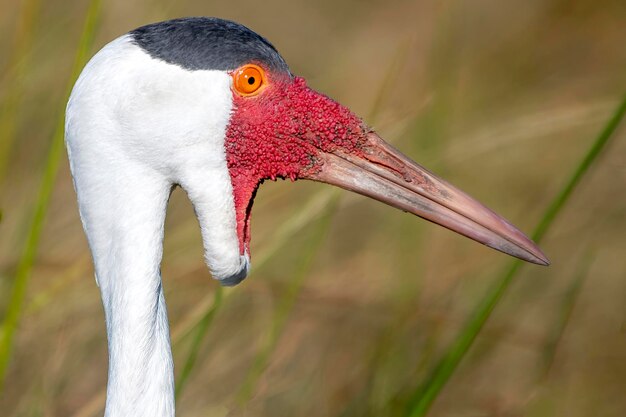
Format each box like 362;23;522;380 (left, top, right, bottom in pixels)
233;64;266;96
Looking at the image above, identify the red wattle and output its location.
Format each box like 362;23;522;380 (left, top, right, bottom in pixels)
225;76;367;254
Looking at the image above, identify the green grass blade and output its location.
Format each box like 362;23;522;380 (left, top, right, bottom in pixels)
405;93;626;417
532;98;626;242
0;0;102;393
366;39;410;123
235;193;340;404
537;252;591;380
0;0;40;189
523;252;592;417
175;286;224;399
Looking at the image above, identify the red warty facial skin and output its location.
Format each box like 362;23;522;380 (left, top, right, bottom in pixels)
225;74;369;254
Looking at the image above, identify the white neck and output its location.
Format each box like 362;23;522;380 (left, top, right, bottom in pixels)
105;284;174;417
86;169;175;417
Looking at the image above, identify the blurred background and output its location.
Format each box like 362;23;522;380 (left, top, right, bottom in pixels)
1;0;625;416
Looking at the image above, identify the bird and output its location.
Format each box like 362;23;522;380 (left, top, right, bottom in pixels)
65;17;548;417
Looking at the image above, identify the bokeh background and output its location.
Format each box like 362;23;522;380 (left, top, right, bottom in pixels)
1;0;625;416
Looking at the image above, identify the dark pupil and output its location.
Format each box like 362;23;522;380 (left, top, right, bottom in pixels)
247;76;256;85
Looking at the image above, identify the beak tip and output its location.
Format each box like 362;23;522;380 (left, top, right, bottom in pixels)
523;245;550;266
535;253;551;267
491;235;550;266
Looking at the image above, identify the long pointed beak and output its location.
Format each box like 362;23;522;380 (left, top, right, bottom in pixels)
304;132;549;265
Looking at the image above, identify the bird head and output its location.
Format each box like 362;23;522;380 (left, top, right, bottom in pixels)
68;18;547;287
223;66;548;273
